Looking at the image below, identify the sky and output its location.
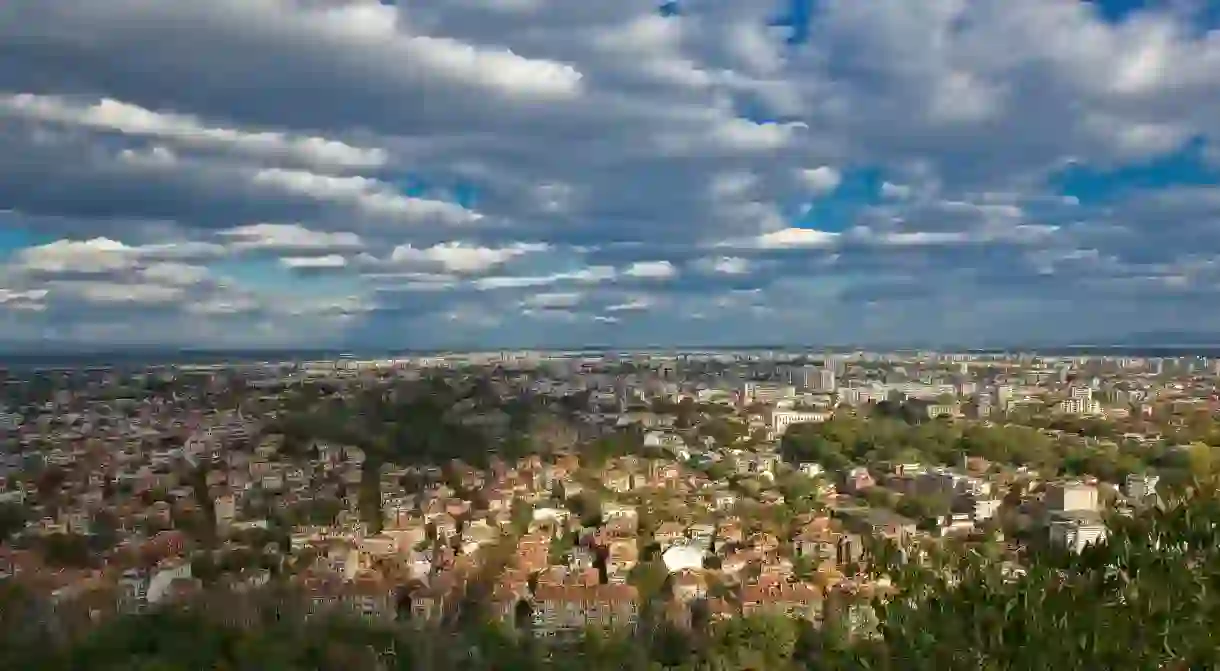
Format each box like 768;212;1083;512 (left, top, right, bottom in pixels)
1;0;1220;350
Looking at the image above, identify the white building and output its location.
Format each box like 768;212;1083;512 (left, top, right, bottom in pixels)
1049;513;1107;554
743;383;797;405
1124;473;1160;500
771;409;831;436
661;544;705;573
1045;481;1099;514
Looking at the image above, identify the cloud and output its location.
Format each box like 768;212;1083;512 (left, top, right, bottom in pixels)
280;255;349;270
798;166;842;195
220;223;364;254
14;238;224;275
624;260;678;279
605;297;653;313
880;181;913;200
521;292;583;309
250;169;481;224
0;93;387;170
750;228;839;250
2;0;1220;346
388;241;550;274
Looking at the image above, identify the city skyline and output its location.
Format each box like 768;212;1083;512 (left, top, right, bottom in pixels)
2;0;1220;349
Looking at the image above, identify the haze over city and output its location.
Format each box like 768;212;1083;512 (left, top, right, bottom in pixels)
2;0;1220;349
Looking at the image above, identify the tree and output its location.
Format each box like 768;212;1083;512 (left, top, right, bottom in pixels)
851;476;1220;670
0;502;28;540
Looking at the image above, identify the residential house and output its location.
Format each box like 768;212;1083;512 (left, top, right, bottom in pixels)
531;585;639;638
740;582;823;623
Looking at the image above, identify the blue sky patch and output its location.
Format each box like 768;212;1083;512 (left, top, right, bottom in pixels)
793;168;884;232
1052;138;1218;205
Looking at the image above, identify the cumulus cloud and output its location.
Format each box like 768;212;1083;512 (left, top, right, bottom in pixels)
388;241;550;274
220;223;364;254
798;166;842;195
251;169;481;224
2;0;1220;346
0;93;387;170
624;260;678;279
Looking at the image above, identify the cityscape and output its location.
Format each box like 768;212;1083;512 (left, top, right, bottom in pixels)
2;348;1219;667
4;0;1220;667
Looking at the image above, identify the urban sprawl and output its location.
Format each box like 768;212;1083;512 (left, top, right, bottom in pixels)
0;349;1211;640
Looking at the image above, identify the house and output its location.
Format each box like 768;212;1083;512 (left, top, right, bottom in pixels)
794;527;840;562
601;502;639;523
740;582;823;622
661;544;705;574
606;539;639;579
671;569;708;602
532;585;639;638
604;470;632;493
797;462;824;477
686;522;715;550
712;490;737;511
715;521;744;547
837;507;916;545
654;522;687;550
843;467;875;494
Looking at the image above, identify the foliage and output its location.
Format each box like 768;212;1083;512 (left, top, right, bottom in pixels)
848;477;1220;670
0;502;29;540
780;415;1194;484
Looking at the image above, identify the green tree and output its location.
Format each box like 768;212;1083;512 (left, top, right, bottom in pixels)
0;502;28;540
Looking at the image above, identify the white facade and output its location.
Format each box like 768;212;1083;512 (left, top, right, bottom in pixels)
1125;474;1160;500
771;410;831;435
1049;517;1107;554
1045;482;1099;514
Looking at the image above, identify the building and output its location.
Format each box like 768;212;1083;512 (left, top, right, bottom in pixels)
1045;481;1099;514
1048;511;1107;554
742;383;796;405
532;585;639;638
1124;473;1160;501
213;493;236;531
771;409;831;436
797;367;837;393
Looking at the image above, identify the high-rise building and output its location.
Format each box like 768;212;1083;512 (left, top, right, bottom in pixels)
816;368;837;393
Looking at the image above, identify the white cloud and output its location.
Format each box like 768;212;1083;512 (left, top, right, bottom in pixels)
798;166;842;195
0;288;49;311
252;169;481;224
16;238;136;273
474;265;617;290
751;228;839;250
5;0;1220;345
139;262;210;285
694;256;752;275
605;297;652;313
624;260;677;279
280;255;348;269
220;223;364;253
116;145;178;168
63;281;186;305
13;237;225;275
0;93;387;170
521;291;583;309
389;241;550;274
880;182;913;200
